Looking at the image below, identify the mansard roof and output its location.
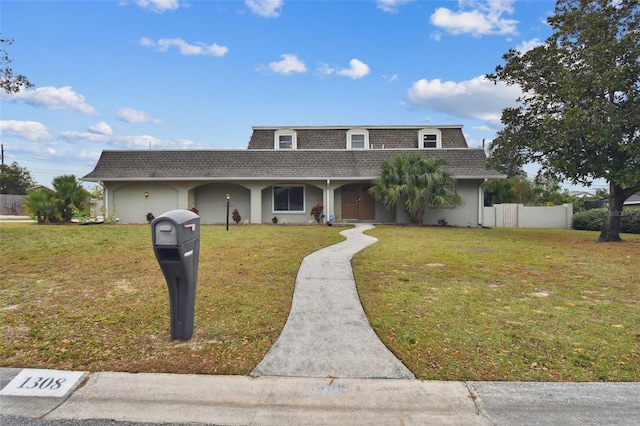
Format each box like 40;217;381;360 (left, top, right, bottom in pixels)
82;148;502;182
248;125;469;149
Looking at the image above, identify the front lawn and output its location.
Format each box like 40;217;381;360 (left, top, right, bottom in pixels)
1;223;638;381
356;226;640;381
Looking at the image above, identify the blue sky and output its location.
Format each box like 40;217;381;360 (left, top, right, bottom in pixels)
2;0;593;190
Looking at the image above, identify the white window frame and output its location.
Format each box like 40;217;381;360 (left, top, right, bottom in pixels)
272;184;305;213
419;128;442;149
346;128;369;149
274;129;297;150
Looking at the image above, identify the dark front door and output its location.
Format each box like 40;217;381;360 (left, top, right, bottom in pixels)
342;184;375;220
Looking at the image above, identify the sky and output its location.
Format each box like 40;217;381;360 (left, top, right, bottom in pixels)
0;0;601;191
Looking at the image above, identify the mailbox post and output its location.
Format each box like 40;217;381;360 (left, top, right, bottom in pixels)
152;210;200;340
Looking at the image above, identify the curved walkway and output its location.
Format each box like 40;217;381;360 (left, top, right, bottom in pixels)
251;224;415;379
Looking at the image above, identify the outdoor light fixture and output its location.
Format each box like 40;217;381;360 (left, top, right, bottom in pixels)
145;192;149;198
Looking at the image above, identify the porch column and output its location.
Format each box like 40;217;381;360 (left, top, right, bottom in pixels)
250;187;262;224
326;180;335;220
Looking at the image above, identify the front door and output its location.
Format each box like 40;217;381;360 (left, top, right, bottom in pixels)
341;184;375;220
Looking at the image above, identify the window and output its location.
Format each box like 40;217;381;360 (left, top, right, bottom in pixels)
419;129;442;149
351;134;365;149
278;134;293;149
347;128;369;149
273;185;304;212
274;129;297;149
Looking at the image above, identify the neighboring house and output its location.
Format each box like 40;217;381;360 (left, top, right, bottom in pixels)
586;193;640;210
82;125;503;225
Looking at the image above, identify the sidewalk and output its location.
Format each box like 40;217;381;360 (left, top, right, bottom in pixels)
1;224;639;425
251;224;414;379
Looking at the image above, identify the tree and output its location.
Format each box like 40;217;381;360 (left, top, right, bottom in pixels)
23;188;55;223
369;153;462;225
486;0;640;241
23;175;89;223
1;37;33;93
52;175;89;222
0;162;35;194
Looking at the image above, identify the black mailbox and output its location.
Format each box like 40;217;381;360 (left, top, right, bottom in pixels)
152;210;200;340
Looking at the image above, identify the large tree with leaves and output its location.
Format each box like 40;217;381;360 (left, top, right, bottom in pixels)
0;162;35;194
1;37;33;93
487;0;640;241
369;153;462;225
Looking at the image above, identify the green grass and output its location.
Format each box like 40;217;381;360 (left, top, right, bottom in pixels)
0;223;343;374
1;223;638;381
355;226;640;381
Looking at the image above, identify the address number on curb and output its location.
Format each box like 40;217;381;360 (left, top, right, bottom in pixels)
0;369;86;398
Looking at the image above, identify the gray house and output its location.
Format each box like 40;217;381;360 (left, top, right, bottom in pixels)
82;125;503;225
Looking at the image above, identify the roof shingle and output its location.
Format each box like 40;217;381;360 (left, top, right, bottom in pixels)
83;149;503;181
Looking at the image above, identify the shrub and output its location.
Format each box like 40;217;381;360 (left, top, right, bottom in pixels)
232;209;241;224
146;212;155;223
572;208;640;234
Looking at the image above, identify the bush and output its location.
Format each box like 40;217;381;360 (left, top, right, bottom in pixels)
572;208;640;234
232;209;241;224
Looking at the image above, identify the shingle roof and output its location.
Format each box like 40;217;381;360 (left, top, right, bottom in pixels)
82;149;503;181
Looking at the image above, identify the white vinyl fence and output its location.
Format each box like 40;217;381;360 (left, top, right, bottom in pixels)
483;203;573;229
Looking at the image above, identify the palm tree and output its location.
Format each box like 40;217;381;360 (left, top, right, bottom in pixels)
52;175;89;222
369;153;462;225
23;188;55;223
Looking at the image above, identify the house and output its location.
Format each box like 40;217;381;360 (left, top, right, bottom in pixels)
586;193;640;210
82;125;503;225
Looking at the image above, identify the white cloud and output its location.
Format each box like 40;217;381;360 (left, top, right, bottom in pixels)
0;120;52;141
430;0;518;37
1;86;97;115
407;75;522;127
336;59;370;79
376;0;412;13
136;0;181;13
317;62;336;78
59;130;208;150
59;131;111;144
245;0;282;18
140;37;228;57
117;107;163;124
88;122;113;135
267;54;307;75
515;38;543;53
383;74;399;83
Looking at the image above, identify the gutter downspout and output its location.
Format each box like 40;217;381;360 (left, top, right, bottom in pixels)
478;179;487;227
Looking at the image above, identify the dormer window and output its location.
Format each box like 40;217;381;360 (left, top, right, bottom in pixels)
347;128;369;149
419;129;442;149
274;129;297;149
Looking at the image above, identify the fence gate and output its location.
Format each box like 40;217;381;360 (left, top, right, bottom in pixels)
502;203;518;227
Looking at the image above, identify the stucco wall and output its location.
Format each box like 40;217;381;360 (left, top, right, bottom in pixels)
111;183;180;224
261;183;324;224
195;183;250;224
423;179;482;227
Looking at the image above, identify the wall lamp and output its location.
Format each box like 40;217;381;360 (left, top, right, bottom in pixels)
144;192;149;198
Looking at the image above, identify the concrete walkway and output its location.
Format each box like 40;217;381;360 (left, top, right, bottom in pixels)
252;224;414;379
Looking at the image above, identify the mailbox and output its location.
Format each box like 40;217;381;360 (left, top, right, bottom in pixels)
152;210;200;340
